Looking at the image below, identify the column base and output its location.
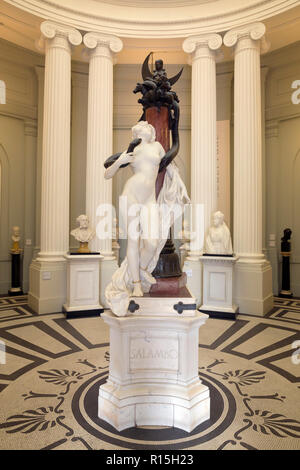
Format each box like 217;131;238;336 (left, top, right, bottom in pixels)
28;258;67;314
182;257;202;307
234;258;273;316
100;257;119;307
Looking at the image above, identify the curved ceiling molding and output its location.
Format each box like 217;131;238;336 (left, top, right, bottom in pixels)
3;0;300;38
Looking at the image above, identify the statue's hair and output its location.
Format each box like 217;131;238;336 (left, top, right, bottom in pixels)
212;211;224;222
76;214;88;223
132;121;156;142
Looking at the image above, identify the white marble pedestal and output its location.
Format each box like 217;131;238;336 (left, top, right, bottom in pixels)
63;254;104;318
99;298;209;432
199;255;239;319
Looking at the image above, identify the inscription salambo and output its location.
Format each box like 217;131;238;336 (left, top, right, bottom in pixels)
129;337;179;372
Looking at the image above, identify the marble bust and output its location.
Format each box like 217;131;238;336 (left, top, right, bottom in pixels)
11;226;21;253
205;211;233;255
71;214;95;253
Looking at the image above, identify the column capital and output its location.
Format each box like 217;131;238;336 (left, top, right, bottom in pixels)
183;34;222;61
224;22;270;54
83;32;123;59
36;21;82;52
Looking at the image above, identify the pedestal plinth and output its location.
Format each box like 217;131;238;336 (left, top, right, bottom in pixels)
9;251;23;296
199;255;239;319
98;299;209;432
63;254;104;318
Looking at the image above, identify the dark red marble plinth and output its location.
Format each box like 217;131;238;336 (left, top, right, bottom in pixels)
150;272;187;296
146;107;169;198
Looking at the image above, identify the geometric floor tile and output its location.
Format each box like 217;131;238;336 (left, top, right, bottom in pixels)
0;296;299;450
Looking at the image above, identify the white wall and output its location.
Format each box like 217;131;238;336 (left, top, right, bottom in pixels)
0;39;40;293
264;41;300;295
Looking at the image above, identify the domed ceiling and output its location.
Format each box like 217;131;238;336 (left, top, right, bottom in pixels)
0;0;300;64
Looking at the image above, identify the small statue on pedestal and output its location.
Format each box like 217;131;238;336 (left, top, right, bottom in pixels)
11;226;21;253
9;226;23;295
205;211;233;255
71;215;95;253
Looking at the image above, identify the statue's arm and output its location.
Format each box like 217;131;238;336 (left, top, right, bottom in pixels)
159;148;176;172
104;151;133;179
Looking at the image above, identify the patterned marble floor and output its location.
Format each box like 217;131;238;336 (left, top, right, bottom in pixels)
0;295;299;450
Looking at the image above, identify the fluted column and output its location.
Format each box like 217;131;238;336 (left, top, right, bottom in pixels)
29;22;82;314
182;34;222;305
83;32;122;306
83;32;123;257
183;34;222;256
224;23;268;260
33;66;44;259
224;23;273;315
38;22;82;260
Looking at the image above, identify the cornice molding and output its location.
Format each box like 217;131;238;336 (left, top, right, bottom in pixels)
4;0;300;39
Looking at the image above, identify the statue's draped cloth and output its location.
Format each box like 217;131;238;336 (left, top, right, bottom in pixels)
105;162;190;317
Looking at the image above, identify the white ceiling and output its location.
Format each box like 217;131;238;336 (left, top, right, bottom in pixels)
0;0;300;64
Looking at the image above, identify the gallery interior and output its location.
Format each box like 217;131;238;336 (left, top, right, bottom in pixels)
0;0;300;450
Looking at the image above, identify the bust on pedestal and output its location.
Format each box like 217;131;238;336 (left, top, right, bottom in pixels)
63;215;103;318
9;226;23;296
200;211;238;319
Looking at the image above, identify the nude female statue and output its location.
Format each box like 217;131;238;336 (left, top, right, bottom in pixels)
104;120;189;316
105;121;164;297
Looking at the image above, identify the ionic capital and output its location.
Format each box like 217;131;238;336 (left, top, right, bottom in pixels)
83;32;123;60
36;21;82;52
183;34;223;62
224;22;270;54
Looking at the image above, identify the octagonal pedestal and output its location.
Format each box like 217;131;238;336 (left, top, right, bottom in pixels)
98;299;210;432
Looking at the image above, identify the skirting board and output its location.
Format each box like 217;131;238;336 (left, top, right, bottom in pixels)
199;308;237;320
62;305;104;319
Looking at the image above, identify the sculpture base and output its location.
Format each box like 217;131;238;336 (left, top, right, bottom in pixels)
63;254;104;317
62;305;103;319
99;381;209;433
279;291;293;299
8;288;24;296
149;272;187;295
199;255;239;320
99;300;209;432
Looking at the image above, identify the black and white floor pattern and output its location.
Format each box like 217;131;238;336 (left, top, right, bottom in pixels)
0;295;299;450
